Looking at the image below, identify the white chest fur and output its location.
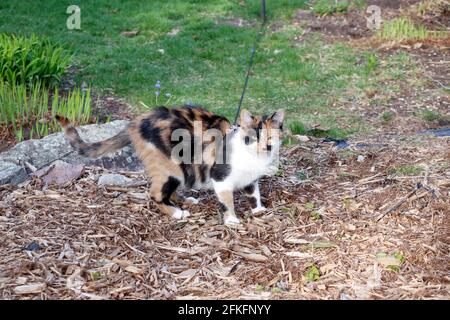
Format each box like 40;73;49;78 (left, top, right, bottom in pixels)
226;133;278;189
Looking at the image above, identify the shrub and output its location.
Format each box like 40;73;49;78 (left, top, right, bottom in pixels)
0;33;71;87
0;81;92;141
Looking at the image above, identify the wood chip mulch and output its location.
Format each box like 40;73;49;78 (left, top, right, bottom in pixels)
0;134;449;299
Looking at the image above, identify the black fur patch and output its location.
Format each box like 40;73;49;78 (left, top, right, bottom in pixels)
180;164;196;188
248;197;257;208
161;176;180;205
243;184;255;194
187;107;195;120
151;106;170;120
210;164;230;181
140;118;169;156
199;164;208;183
210;132;233;181
218;202;228;213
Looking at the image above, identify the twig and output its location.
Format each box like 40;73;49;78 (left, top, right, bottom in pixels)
376;184;422;221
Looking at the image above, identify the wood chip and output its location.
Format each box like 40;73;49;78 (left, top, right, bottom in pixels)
14;283;46;294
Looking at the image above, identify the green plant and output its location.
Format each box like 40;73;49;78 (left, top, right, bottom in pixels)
378;18;432;42
0;81;92;141
388;165;423;176
364;53;378;76
290;121;354;139
310;211;321;220
289;121;309;135
297;170;309;181
305;265;321;282
0;33;71;87
311;0;350;15
380;111;393;123
421;109;449;123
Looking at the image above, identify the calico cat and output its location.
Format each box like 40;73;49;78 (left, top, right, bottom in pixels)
56;106;284;225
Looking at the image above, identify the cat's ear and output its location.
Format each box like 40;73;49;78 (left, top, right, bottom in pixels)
240;109;253;127
270;109;285;128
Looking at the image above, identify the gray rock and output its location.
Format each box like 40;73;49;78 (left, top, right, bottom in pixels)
0;120;143;185
0;161;27;185
98;173;147;187
98;173;132;187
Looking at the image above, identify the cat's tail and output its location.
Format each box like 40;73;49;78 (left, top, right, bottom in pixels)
55;115;131;157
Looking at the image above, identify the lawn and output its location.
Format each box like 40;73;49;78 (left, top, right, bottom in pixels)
0;0;395;137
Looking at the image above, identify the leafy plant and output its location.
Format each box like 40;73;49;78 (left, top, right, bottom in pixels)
422;109;449;123
0;81;92;141
305;265;321;282
310;211;321;220
377;18;445;42
305;202;315;210
364;53;378;76
380;111;393;123
0;33;71;87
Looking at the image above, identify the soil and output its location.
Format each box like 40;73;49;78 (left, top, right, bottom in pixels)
293;0;448;41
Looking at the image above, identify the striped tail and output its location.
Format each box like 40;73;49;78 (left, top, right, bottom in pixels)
55;115;131;157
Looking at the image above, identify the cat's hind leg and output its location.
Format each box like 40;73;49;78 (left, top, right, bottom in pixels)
150;175;190;219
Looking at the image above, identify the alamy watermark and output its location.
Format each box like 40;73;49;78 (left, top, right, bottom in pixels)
366;5;382;30
66;5;81;30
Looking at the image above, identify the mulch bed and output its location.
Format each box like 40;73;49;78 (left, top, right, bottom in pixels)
1;134;448;299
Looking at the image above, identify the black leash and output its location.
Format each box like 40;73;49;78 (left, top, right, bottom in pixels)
233;0;267;125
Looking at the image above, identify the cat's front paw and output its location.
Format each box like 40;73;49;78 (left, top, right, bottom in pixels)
251;206;267;214
172;208;191;219
185;197;199;205
224;215;241;225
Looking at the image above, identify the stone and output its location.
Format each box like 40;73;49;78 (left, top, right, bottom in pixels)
0;120;143;185
98;173;133;187
0;161;27;185
98;173;146;187
33;160;85;187
293;134;310;142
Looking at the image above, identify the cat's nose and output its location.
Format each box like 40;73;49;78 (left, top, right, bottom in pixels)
267;144;272;151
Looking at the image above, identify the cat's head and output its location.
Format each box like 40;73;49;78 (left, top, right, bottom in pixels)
238;109;285;158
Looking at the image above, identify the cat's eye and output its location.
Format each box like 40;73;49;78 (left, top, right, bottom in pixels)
244;136;251;145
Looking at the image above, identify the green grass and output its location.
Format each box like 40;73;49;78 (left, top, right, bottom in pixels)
377;18;446;42
310;0;351;15
0;81;92;141
388;165;424;176
421;109;449;123
0;0;402;137
290;120;356;139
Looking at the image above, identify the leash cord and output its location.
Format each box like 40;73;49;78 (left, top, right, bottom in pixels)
233;1;267;125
